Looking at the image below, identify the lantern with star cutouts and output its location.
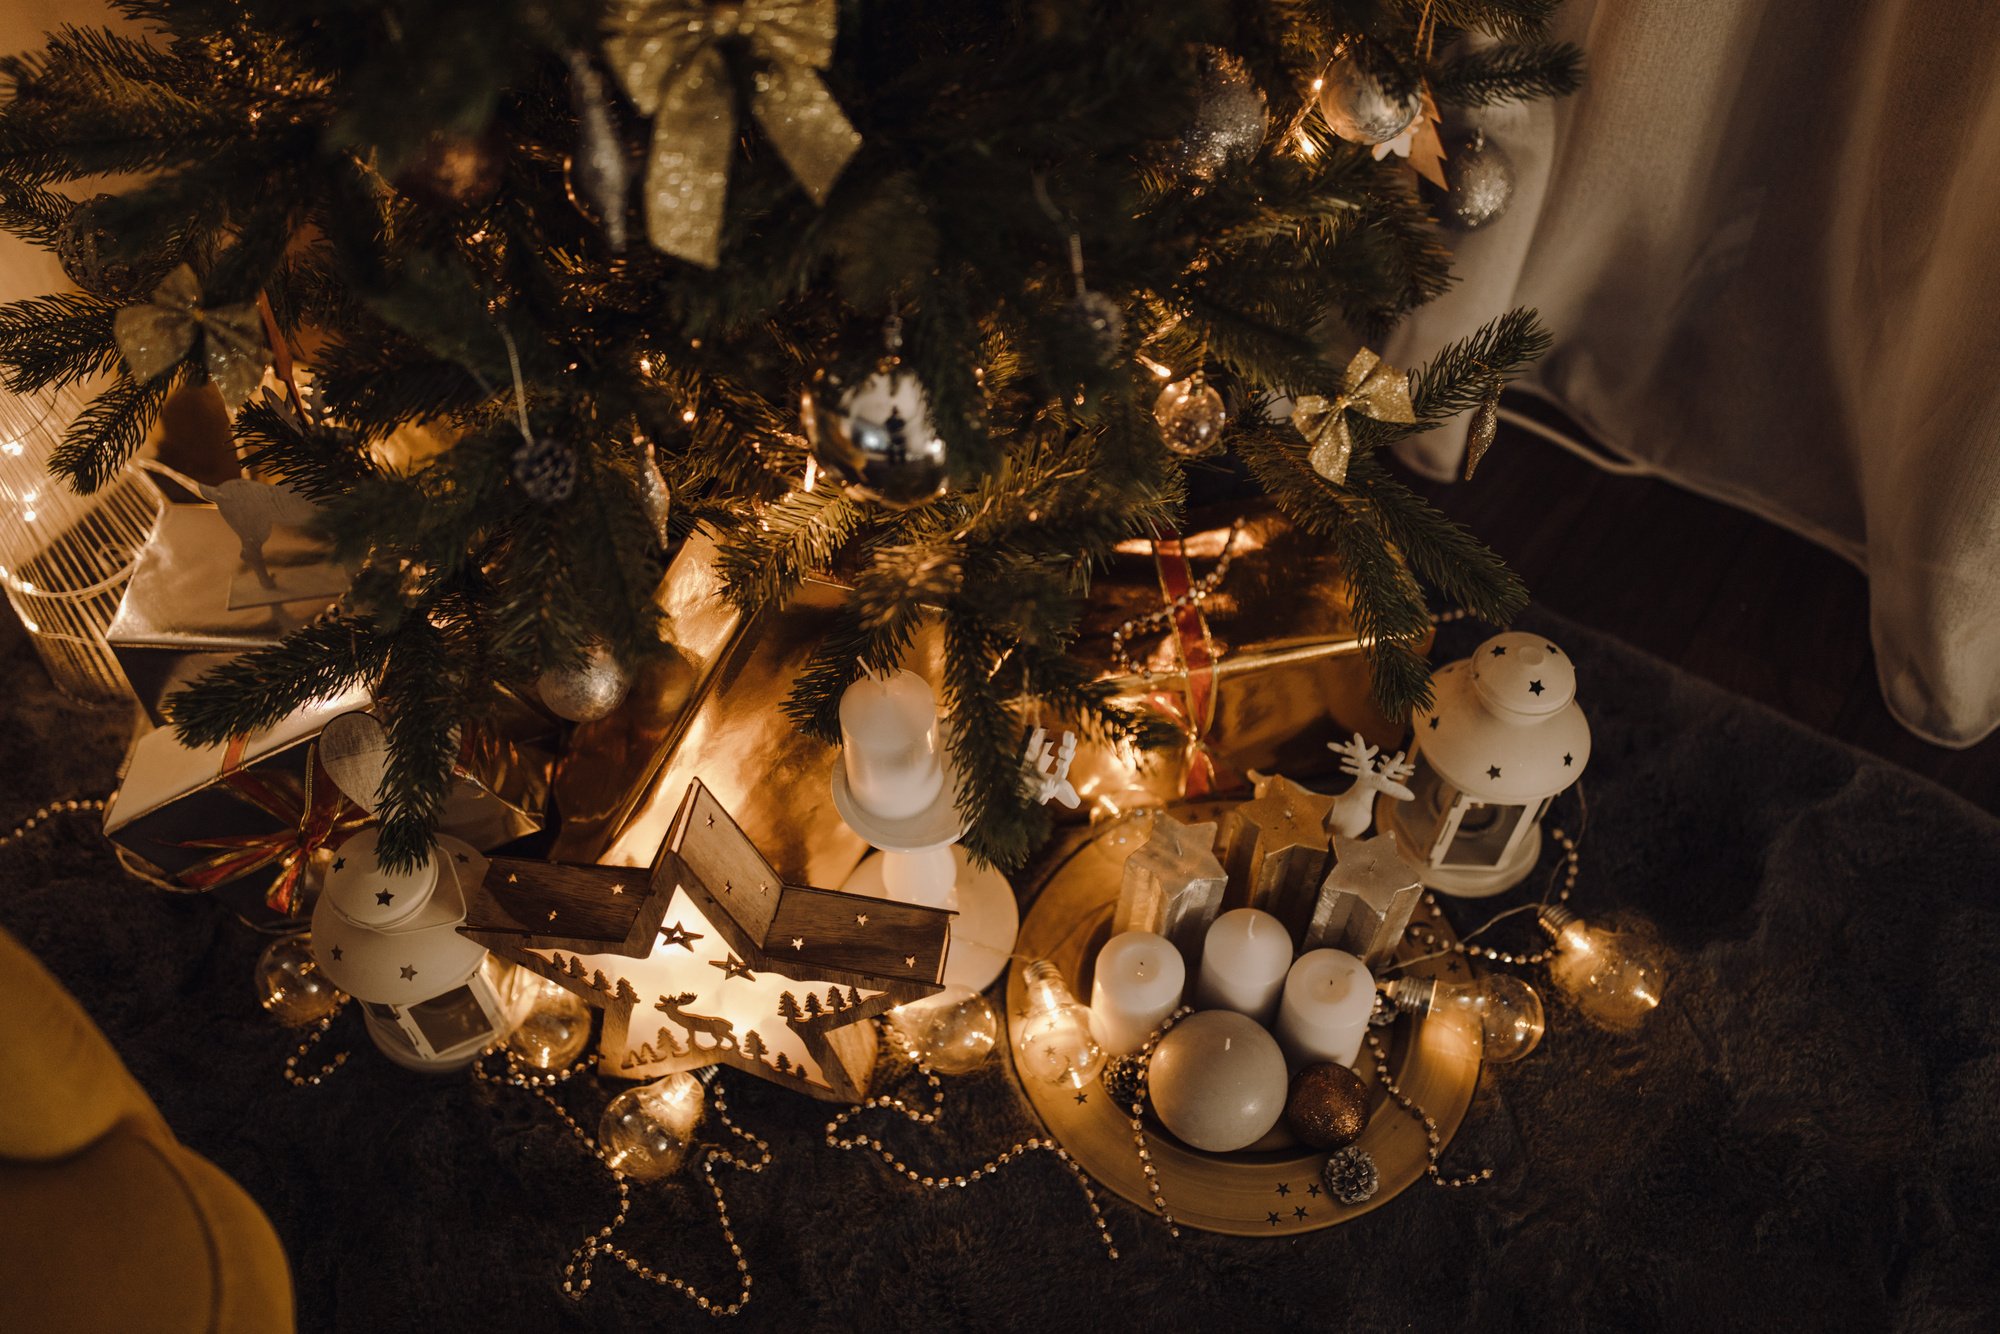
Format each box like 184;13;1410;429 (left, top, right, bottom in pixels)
458;780;952;1102
1378;632;1590;898
309;829;514;1071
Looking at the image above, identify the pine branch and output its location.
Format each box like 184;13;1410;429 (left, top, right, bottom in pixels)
0;180;75;247
1430;42;1583;107
372;616;468;870
0;292;119;393
1406;306;1551;421
1345;449;1527;623
713;485;865;616
168;615;392;744
1422;1;1563;40
49;370;176;492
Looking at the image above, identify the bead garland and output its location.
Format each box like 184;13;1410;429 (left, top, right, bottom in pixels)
1402;827;1580;969
281;996;352;1087
1108;519;1246;678
471;1052;769;1318
1116;1006;1194;1238
0;797;106;850
825;1026;1123;1258
1363;1027;1492;1189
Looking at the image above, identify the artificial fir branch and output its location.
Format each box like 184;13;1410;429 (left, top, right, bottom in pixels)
50;369;176;492
0;293;118;393
169;615;392;744
1431;42;1585;108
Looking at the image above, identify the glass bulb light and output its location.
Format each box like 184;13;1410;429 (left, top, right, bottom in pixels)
1386;972;1545;1064
255;932;346;1027
598;1072;705;1182
889;984;999;1076
1538;905;1667;1033
1017;959;1105;1089
500;967;595;1071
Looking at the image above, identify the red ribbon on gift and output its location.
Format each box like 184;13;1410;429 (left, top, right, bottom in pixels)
169;735;368;915
1149;528;1239;798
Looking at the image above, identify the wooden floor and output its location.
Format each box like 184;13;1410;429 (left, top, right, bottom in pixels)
1400;398;2000;816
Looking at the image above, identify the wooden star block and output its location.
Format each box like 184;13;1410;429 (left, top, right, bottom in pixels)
459;780;951;1102
1303;832;1422;967
1113;814;1227;964
1221;773;1334;940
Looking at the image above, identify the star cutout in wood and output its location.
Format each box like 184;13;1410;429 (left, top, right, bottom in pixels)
855;914;868;926
455;852;469;864
459;781;952;1103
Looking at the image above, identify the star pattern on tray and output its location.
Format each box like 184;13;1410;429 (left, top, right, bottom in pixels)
1275;1182;1291;1197
1073;1090;1088;1105
1428;716;1440;729
855;913;869;926
1266;1212;1281;1226
658;922;703;951
1306;1182;1323;1198
1293;1206;1309;1221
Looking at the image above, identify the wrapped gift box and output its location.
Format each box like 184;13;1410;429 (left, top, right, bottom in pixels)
106;502;343;726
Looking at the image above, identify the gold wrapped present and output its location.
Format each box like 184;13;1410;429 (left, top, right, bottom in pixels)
106;501;343;726
1061;503;1426;821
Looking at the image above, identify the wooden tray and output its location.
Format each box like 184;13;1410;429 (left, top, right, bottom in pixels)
1006;801;1480;1237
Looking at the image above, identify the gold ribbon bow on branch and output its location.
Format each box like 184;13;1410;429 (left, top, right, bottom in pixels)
1292;347;1418;486
603;0;861;268
113;264;271;410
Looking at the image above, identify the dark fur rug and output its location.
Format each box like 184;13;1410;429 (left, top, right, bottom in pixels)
2;608;1995;1334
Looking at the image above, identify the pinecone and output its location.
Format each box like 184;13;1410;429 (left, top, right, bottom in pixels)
1100;1053;1148;1111
1322;1146;1379;1205
513;436;577;504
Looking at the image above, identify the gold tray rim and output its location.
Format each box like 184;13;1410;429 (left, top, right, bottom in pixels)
1006;799;1480;1238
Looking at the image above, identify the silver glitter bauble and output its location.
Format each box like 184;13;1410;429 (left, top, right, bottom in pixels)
637;439;672;541
1070;289;1127;364
599;1072;705;1182
1437;130;1515;231
1318;50;1423;146
1174;48;1269;182
255;932;346;1027
56;193;144;301
1154;377;1227;456
537;643;632;722
803;362;949;510
513;435;577;504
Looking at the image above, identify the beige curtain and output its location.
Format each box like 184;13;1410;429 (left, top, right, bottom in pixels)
1391;0;2000;748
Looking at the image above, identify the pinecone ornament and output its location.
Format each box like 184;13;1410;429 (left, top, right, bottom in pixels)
1100;1053;1149;1111
1321;1145;1380;1204
513;436;578;504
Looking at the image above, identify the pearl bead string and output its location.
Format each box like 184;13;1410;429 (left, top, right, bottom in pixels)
1117;1006;1195;1238
1399;826;1581;971
825;1026;1123;1259
1363;1028;1493;1189
1108;519;1246;679
471;1052;769;1318
281;996;352;1086
0;797;106;850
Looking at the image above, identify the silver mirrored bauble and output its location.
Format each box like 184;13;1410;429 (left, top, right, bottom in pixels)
804;363;949;510
1318;50;1423;146
599;1072;705;1181
255;932;346;1027
1437;130;1516;231
1071;289;1127;364
537;642;632;722
1175;48;1269;182
888;985;999;1075
1154;378;1228;456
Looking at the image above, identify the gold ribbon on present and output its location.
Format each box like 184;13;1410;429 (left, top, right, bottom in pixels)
1293;347;1418;486
113;264;271;410
603;0;861;268
168;737;368;915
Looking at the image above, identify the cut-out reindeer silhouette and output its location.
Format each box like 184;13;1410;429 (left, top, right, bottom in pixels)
1324;732;1417;839
654;991;738;1053
196;477;321;589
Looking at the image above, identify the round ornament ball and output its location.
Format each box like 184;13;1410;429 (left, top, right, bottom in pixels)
396;132;505;210
1147;1009;1289;1152
1100;1052;1149;1111
1284;1061;1370;1150
1174;48;1269;182
1154;378;1227;456
1318;49;1423;147
538;643;632;723
56;194;144;301
599;1072;705;1182
888;984;999;1076
513;435;578;505
1436;130;1515;231
1321;1144;1381;1205
803;363;949;510
254;932;346;1027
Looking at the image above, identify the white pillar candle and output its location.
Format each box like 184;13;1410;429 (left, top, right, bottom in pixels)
839;670;946;821
1088;931;1186;1055
1192;908;1292;1026
1274;948;1375;1068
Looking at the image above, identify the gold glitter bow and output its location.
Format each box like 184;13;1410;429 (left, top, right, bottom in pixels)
1292;347;1418;485
603;0;861;268
113;264;270;409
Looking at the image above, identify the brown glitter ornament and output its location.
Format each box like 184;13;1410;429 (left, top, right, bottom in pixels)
1284;1060;1370;1150
1463;382;1501;479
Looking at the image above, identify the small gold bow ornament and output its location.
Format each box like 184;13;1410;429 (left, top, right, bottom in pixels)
113;264;270;410
603;0;861;268
1292;347;1417;485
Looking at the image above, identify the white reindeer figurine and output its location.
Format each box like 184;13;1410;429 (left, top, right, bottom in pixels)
1026;727;1080;809
196;477;322;589
1324;731;1416;839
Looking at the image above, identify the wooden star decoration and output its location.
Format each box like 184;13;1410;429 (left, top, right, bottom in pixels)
458;780;952;1102
1302;832;1423;967
1221;773;1334;940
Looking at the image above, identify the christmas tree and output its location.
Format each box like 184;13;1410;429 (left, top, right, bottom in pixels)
0;1;1578;868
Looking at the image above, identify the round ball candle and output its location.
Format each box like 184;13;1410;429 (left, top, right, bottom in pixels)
838;670;946;821
1274;949;1375;1068
1088;931;1186;1056
1192;908;1293;1025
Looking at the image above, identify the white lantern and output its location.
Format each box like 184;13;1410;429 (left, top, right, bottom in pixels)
1379;631;1590;897
310;829;511;1071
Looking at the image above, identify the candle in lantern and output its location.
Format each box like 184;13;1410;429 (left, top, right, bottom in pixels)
1274;948;1375;1068
1192;908;1292;1025
1087;931;1186;1055
838;669;946;821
